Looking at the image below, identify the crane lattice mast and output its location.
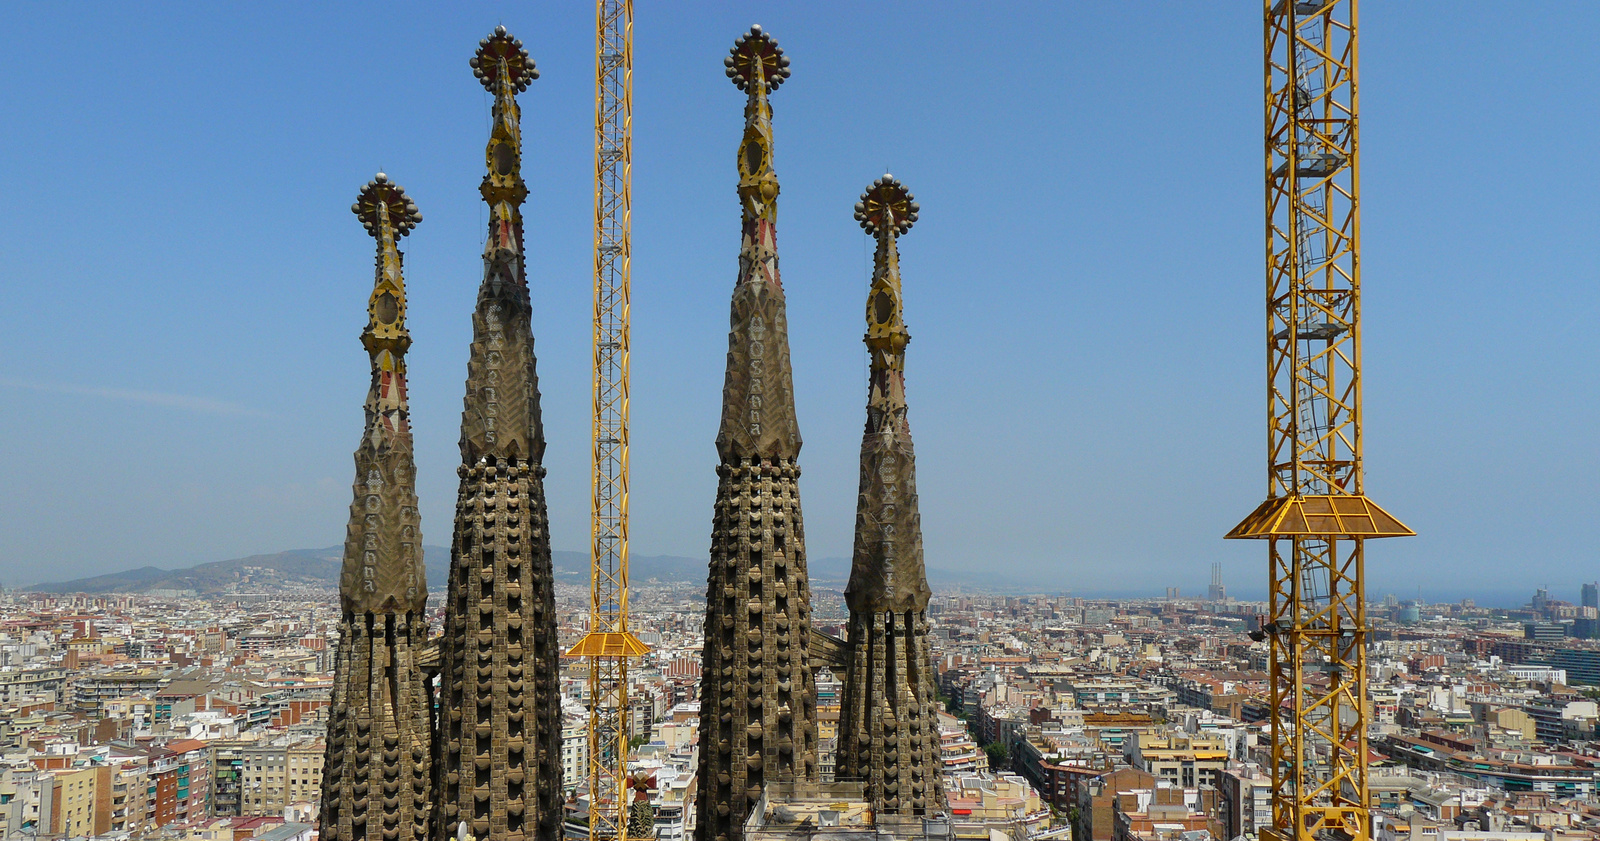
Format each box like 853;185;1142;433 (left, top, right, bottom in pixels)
568;2;649;840
1228;3;1412;841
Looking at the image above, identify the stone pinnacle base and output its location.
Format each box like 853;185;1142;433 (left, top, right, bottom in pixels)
435;457;561;841
837;609;944;815
696;457;818;841
322;613;433;841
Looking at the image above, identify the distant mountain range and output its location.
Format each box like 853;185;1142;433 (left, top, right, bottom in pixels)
27;547;365;595
25;547;859;595
23;539;1056;595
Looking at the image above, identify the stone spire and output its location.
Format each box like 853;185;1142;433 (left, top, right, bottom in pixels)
836;177;945;816
321;173;433;841
695;26;816;841
434;27;562;841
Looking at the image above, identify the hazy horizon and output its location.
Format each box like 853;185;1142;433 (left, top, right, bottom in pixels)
2;539;1577;614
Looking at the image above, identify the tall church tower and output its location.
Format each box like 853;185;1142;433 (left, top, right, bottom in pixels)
322;173;433;841
695;26;817;841
836;177;945;817
434;27;563;841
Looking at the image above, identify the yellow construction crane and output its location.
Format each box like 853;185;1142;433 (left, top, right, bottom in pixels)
567;2;649;840
1228;3;1412;841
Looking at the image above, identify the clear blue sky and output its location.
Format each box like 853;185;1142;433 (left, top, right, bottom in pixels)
1;3;1596;605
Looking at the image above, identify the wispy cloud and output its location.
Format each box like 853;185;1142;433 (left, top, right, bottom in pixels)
0;378;269;417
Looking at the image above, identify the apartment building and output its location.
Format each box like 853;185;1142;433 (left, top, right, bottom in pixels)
1124;732;1228;789
241;738;323;817
48;766;108;839
0;763;53;839
0;667;65;704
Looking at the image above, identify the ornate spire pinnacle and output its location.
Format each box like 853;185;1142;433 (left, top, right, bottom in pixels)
342;172;425;614
725;25;789;225
353;173;420;355
697;27;817;841
837;177;944;817
472;26;536;251
844;176;927;613
854;175;920;435
435;28;563;841
457;28;543;464
844;173;929;615
714;25;800;462
322;174;432;841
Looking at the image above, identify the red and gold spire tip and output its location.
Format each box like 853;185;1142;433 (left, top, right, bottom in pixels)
724;24;790;93
471;25;538;92
855;175;919;238
351;173;421;239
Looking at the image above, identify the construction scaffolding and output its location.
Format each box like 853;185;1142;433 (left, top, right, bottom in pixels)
567;2;650;841
1228;3;1413;841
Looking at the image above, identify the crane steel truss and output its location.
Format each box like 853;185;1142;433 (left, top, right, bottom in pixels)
1228;3;1411;841
568;2;649;840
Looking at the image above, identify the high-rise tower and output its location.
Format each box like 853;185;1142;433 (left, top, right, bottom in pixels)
1208;562;1227;602
694;25;816;841
322;173;432;841
836;176;945;818
434;27;563;841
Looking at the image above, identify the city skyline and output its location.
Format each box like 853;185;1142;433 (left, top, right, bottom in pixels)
6;541;1591;614
4;8;1600;841
3;3;1599;600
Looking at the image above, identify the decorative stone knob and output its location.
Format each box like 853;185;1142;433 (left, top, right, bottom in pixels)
724;25;790;93
854;175;918;237
471;27;537;92
354;175;422;238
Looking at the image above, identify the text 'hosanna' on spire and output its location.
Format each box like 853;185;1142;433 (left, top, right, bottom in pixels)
696;25;819;841
434;26;564;841
322;173;433;841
